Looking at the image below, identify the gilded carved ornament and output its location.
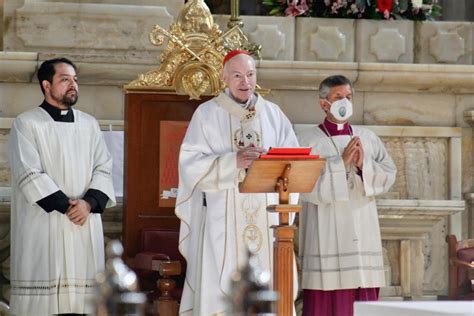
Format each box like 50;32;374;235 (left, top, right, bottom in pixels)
124;0;263;100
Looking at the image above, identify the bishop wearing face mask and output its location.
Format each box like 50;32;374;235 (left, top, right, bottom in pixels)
297;75;397;316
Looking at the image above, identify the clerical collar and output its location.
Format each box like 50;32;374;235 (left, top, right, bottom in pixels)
224;88;257;110
40;100;74;122
319;118;352;136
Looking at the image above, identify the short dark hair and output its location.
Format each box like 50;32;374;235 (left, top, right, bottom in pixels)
37;58;77;94
319;75;354;99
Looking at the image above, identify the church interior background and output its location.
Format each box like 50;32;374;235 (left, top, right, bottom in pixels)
0;0;473;314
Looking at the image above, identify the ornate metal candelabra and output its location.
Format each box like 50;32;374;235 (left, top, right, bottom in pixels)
229;250;279;315
94;240;147;316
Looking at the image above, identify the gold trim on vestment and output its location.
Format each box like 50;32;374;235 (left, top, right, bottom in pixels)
176;157;219;294
219;190;231;297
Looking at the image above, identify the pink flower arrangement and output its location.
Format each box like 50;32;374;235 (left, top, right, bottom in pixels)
262;0;442;20
285;0;309;16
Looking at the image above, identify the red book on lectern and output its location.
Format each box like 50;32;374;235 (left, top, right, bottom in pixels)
260;147;319;159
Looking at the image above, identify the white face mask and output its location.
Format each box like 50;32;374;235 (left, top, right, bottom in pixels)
327;98;353;121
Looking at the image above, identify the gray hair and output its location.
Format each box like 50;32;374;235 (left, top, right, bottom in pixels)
319;75;354;99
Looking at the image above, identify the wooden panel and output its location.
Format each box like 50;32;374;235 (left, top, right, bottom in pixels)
123;92;210;258
239;159;325;193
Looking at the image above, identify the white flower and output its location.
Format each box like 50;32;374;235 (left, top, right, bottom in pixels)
412;0;423;8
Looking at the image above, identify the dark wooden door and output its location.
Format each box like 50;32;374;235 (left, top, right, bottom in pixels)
123;92;210;258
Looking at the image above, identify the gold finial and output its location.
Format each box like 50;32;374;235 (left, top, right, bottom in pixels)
125;0;263;99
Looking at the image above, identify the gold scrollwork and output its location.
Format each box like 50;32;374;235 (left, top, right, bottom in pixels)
125;0;262;99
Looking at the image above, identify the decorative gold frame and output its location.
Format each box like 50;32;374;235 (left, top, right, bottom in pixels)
124;0;262;100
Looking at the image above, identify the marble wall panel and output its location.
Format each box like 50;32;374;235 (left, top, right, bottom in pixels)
0;83;43;117
461;127;473;190
0;132;9;188
415;21;473;65
213;15;295;60
382;137;449;200
264;89;364;125
73;85;124;120
0;52;37;82
356;20;414;63
423;218;448;294
363;92;456;126
295;18;355;62
0;82;124;119
3;1;177;63
264;89;319;124
382;240;401;286
54;1;185;17
457;95;474;128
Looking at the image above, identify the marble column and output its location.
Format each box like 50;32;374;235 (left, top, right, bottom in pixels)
464;110;474;238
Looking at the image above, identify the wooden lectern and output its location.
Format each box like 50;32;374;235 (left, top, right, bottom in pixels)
240;158;325;315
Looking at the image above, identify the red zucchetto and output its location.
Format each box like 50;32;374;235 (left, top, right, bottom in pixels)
223;49;251;65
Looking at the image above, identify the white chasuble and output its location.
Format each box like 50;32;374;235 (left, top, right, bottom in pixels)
297;126;396;291
176;92;298;315
7;107;116;316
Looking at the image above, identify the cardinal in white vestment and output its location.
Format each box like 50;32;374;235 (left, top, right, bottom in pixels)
7;58;116;315
297;75;396;316
175;50;299;315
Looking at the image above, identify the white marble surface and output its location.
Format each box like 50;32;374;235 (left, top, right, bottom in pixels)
415;21;473;65
295;18;355;62
356;20;414;63
355;301;474;316
0;52;38;82
213;15;295;61
3;1;177;62
363;92;457;126
2;5;473;65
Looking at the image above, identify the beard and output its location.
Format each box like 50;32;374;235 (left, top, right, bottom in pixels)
52;90;78;108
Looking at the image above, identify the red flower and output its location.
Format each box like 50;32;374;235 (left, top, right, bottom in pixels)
377;0;393;13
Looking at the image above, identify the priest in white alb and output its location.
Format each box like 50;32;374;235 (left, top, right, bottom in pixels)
8;58;115;315
175;50;299;315
297;75;396;316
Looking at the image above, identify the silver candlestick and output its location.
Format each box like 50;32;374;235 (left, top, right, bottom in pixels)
229;250;279;315
94;240;147;316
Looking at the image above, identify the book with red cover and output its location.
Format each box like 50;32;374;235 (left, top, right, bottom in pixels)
260;147;319;159
267;147;311;155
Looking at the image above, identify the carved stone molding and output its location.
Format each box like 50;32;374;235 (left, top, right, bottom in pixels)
370;28;406;62
356;20;414;63
249;25;285;60
295;18;354;62
415;21;473;65
377;199;464;297
213;15;295;61
310;26;346;61
4;1;179;62
429;31;465;63
2;53;473;94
